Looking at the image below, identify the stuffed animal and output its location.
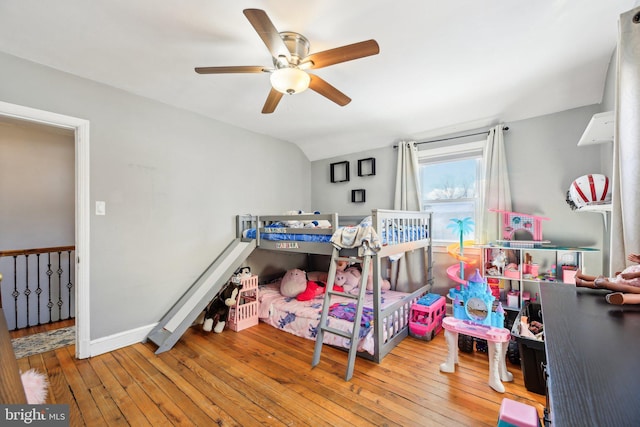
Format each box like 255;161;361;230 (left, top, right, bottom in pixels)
307;270;329;283
280;268;308;297
203;280;243;333
368;266;391;291
305;211;331;228
283;210;331;228
346;264;391;291
338;267;362;295
281;267;345;301
296;276;344;301
234;266;252;281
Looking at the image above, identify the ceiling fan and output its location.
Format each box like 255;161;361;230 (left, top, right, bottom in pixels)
195;9;380;114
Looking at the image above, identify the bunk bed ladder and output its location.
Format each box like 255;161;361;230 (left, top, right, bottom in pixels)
312;247;371;381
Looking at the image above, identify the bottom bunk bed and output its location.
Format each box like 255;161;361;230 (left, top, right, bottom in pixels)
258;280;427;360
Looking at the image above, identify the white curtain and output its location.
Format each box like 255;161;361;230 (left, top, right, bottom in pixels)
610;6;640;274
478;125;512;244
391;141;422;291
393;141;421;210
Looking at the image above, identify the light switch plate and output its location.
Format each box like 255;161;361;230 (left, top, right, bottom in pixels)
96;201;106;215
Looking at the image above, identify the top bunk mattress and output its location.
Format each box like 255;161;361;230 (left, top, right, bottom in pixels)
242;225;332;243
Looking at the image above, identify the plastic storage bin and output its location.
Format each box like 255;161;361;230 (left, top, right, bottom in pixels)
511;302;546;395
227;275;259;332
409;293;445;341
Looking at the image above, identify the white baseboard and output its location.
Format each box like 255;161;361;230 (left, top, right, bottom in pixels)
87;323;158;357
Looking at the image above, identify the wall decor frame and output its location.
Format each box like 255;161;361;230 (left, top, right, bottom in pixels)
357;157;376;177
330;161;350;183
351;189;366;203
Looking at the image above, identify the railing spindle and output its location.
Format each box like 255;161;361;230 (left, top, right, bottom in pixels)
35;253;42;325
67;250;73;319
24;254;31;327
12;256;18;329
47;252;53;324
57;251;63;321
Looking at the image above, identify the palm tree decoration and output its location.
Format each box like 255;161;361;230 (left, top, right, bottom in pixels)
447;217;474;280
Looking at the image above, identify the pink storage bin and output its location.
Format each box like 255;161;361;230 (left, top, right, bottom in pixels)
504;266;520;279
523;264;539;277
507;290;520;308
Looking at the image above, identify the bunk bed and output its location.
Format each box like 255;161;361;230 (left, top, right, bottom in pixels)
237;209;433;364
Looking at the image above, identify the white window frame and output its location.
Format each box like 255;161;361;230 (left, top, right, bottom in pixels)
418;140;485;246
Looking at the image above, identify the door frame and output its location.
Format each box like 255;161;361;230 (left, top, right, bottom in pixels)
0;101;90;358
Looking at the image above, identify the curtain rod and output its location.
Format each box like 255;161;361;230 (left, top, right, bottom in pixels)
393;126;509;148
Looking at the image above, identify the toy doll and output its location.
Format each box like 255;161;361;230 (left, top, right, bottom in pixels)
575;253;640;304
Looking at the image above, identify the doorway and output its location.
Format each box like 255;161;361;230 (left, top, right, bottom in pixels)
0;100;90;358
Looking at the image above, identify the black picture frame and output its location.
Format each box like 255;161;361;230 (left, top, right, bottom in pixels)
357;157;376;177
351;189;366;203
330;161;350;183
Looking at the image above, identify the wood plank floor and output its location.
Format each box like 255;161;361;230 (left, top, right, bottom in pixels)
16;322;546;426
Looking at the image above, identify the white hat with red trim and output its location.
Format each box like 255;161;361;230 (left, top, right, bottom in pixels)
566;174;611;210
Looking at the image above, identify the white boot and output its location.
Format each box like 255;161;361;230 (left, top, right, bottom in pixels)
214;320;225;333
203;318;213;332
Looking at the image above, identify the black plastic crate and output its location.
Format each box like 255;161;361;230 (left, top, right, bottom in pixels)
511;302;546;395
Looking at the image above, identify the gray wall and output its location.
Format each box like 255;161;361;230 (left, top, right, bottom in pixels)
312;105;609;296
311;147;396;217
0;118;74;249
0;52;311;339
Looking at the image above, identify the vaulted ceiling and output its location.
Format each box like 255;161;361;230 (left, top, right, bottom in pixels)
0;1;637;160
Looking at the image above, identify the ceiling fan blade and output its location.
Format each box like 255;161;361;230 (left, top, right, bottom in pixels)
195;66;267;74
308;74;351;106
303;39;379;69
243;9;291;61
262;88;284;114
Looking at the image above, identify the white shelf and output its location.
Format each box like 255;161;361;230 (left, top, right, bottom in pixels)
481;244;598;310
576;203;612;212
578;111;614;146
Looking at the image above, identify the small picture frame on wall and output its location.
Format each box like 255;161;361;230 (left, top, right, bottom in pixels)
351;189;366;203
330;161;350;183
357;157;376;177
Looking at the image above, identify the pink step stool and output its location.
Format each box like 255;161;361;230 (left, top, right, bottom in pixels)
497;398;541;427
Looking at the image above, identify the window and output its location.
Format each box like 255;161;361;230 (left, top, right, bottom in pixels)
419;141;484;243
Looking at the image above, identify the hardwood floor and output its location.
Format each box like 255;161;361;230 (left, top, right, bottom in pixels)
15;322;546;426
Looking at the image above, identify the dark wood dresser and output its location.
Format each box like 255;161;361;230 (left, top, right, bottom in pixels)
540;282;640;426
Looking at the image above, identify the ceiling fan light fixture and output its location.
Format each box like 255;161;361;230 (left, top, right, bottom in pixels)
270;67;310;94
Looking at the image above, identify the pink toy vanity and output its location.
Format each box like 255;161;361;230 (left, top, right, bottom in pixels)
439;317;513;393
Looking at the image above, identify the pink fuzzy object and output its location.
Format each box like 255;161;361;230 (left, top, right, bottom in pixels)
21;369;48;404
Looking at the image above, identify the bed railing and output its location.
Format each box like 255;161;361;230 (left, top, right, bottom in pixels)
237;210;431;257
372;209;431;245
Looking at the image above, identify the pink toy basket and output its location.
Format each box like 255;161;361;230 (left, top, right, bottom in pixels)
227;275;259;332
